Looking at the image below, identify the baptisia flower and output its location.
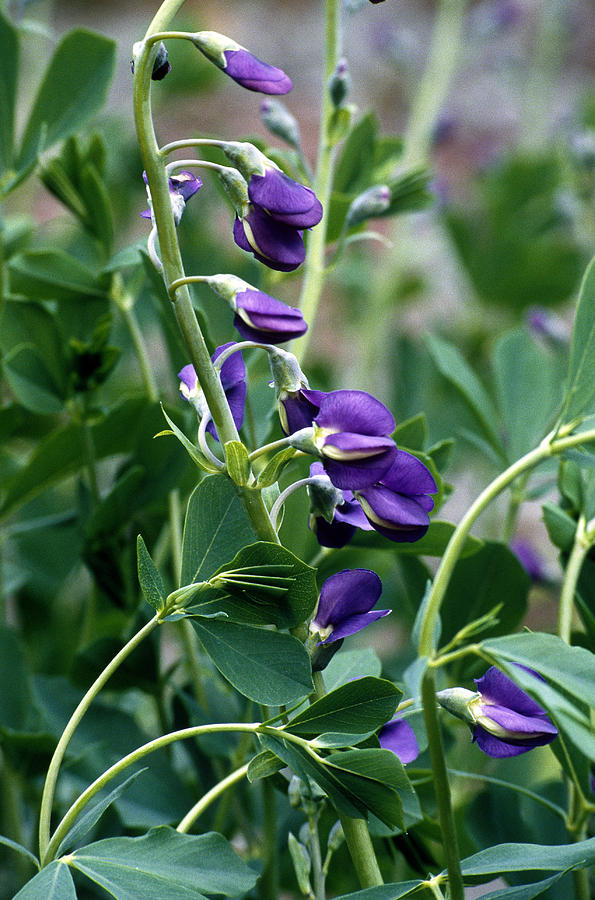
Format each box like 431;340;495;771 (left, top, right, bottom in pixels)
202;275;307;344
379;718;420;764
309;390;398;491
437;667;558;758
354;450;437;542
178;342;246;442
191;32;292;94
141;171;202;225
307;462;372;549
310;569;390;645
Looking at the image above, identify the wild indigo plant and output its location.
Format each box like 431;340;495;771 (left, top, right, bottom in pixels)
1;2;594;900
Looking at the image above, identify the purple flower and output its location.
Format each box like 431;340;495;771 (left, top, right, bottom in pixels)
178;342;246;442
222;48;293;94
279;387;326;435
355;450;436;542
233;206;306;272
311;569;390;644
312;390;398;490
511;538;546;582
471;667;558;758
308;462;372;549
141;171;202;225
233;289;307;343
248;169;322;228
379;718;420;764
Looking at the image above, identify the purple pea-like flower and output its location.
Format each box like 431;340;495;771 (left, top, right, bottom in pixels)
233;289;307;344
470;667;558;758
222;48;293;94
178;342;246;442
233;206;306;272
312;390;398;490
279;387;326;435
141;171;202;225
248;169;323;229
379;718;420;764
308;462;372;549
311;569;390;644
355;450;437;542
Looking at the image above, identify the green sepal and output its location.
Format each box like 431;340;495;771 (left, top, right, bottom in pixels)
136;535;165;612
158;405;221;473
224;440;251;485
255;446;297;487
246;749;285;782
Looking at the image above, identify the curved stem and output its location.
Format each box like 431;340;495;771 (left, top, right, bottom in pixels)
197;413;225;471
295;0;341;363
558;513;591;644
38;614;161;863
160;137;228;156
248;434;296;462
418;428;595;657
44;722;262;865
176;762;249;833
269;476;315;530
421;671;464;900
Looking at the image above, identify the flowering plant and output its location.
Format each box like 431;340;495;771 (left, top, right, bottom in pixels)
1;1;594;899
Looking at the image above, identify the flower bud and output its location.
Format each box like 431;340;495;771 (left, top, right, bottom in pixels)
328;58;350;107
346;185;391;227
191;31;292;94
260;99;301;149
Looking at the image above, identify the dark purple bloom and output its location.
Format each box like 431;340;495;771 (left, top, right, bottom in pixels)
233;289;307;344
178;342;246;442
471;667;558;758
222;48;293;94
233;206;306;272
312;390;397;490
141;171;202;225
248;169;322;228
311;569;390;644
307;462;372;549
355;450;436;542
511;538;546;582
279;388;326;435
379;718;420;764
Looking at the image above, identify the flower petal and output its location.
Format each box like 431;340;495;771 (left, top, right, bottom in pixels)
315;390;396;436
474;667;548;717
223;48;293;94
318;608;390;643
249;170;322;227
381;450;437;497
315;568;382;628
379;719;420;764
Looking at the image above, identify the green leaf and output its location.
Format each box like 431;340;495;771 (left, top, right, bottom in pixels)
478;869;579;899
158;406;215;473
55;769;148;858
79;162;114;253
9;249;107;301
14;863;75;900
560;254;595;422
0;9;18;175
439;542;529;646
255;446;297;487
17;29;116;173
0;834;39;869
324;748;408;829
332;882;422;900
224;440;251;485
333;111;378;195
246;749;284;782
458;837;595;877
69;827;259;898
286;677;400;737
137;535;166;612
191;618;313;704
192;542;317;628
426;333;504;457
493;327;563;460
393;412;428;450
542;501;577;551
323;648;382;691
180;475;257;587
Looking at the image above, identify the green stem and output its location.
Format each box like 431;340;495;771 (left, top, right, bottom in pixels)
295;0;341;362
312;670;383;888
38;614;162;863
421;671;464;900
260;777;279;900
112;276;159;403
308;807;325;900
558;514;592;644
176;762;249;833
44;722;262;865
418;427;595;658
401;0;469;169
133;0;278;545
